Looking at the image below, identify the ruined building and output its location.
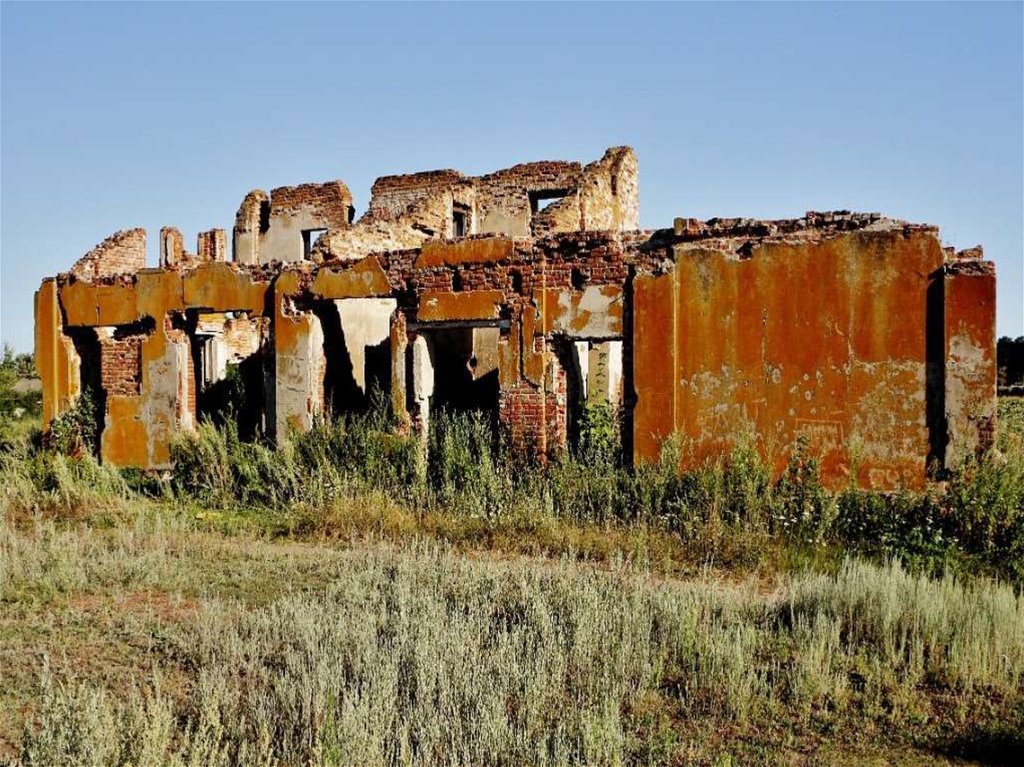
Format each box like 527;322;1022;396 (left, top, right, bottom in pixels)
35;147;997;489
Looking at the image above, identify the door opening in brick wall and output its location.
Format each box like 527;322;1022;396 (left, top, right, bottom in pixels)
410;325;500;443
187;310;269;441
314;298;396;417
66;327;105;457
556;337;624;454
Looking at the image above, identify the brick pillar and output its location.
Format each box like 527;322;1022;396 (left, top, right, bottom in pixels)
274;311;325;439
160;227;185;268
197;229;228;262
390;310;410;430
944;260;997;464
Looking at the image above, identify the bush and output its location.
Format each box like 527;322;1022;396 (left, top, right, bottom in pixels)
170;394;421;511
426;408;509;517
8;388;1024;583
42;390;102;458
773;436;836;546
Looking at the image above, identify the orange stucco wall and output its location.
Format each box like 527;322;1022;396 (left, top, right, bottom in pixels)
943;264;997;464
632;228;946;489
37;221;996;490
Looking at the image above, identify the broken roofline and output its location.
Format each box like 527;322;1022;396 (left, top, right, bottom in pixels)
36;145;997;493
57;209;968;289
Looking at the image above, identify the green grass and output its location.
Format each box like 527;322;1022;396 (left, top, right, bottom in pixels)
2;511;1021;766
0;399;1022;764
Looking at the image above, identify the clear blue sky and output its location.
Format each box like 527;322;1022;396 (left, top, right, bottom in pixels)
2;1;1021;352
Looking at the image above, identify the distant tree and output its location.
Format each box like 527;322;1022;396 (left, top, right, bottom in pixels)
997;336;1024;389
0;345;18;414
13;352;37;378
0;345;42;442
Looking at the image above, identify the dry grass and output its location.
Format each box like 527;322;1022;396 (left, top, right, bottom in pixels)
1;505;1021;766
1;402;1022;764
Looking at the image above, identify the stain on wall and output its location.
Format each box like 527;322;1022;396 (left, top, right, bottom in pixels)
34;149;997;489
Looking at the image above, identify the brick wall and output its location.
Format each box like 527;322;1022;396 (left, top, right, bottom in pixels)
70;228;146;281
269;181;352;229
368;170;466;220
100;332;143;396
42;140;998;488
197;229;227;262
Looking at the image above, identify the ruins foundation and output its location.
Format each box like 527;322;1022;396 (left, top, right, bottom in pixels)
35;147;997;489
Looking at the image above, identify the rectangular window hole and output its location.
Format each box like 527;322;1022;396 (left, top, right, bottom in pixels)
529;190;569;215
452;204;470;238
302;229;327;258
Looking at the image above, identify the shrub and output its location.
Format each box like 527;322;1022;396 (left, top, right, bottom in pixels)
426;408;505;516
41;390;102;458
773;436;836;546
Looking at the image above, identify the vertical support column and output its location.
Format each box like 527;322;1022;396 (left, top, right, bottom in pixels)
944;260;997;464
631;270;678;464
274;312;324;439
160;227;185;267
35;279;81;428
411;333;434;444
273;272;325;441
390;310;410;429
498;305;553;459
233;190;268;265
544;340;569;454
197;229;228;262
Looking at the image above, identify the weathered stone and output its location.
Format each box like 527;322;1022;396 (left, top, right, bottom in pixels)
32;147;997;490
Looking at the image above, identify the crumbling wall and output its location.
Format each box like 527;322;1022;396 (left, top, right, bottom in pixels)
234;182;352;265
41;263;272;468
531;147;639;236
163;227;228;268
578;146;639;233
476;161;582;237
943;257;997;465
70;228;146;281
631;213;949;489
196;229;228;262
160;227;187;268
368;170;467;220
309;148;635;263
319;173;470;261
233;190;269;265
35;147;999;492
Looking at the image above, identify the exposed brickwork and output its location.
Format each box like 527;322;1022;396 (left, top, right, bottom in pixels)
269;181;353;228
160;227;186;268
35;146;998;489
316;148;638;263
100;331;143;396
369;170;468;220
235;183;352;265
70;228;146;281
196;229;227;262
